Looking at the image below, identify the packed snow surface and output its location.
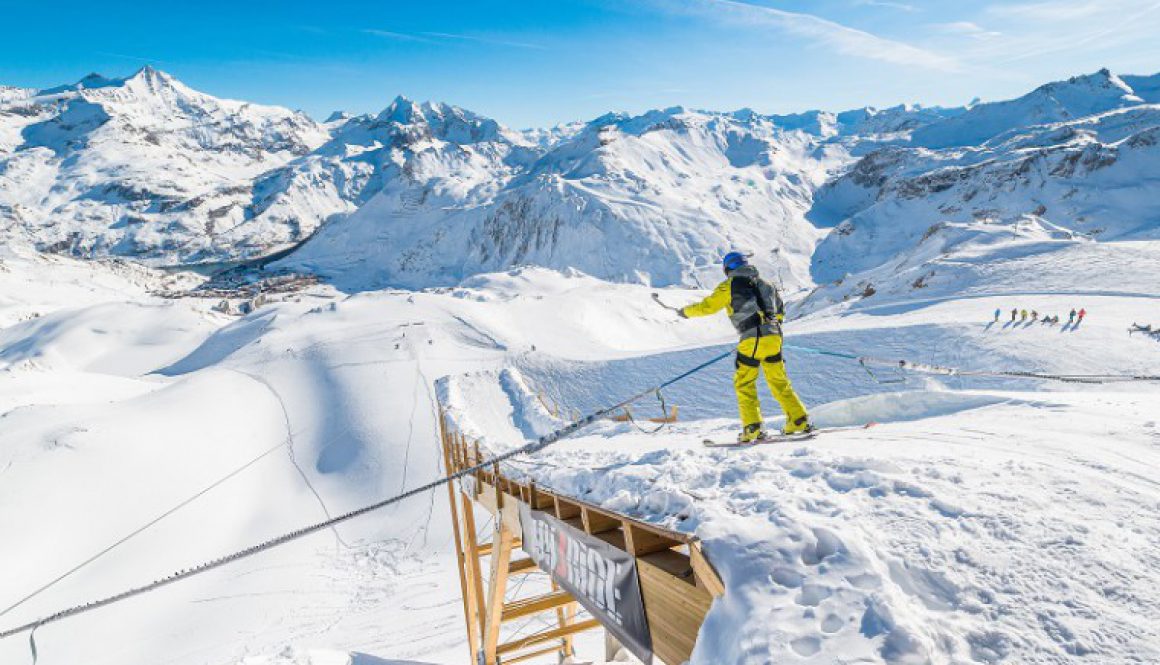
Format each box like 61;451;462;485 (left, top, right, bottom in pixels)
2;244;1159;664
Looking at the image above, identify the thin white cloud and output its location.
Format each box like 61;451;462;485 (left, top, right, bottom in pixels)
675;0;959;71
976;0;1160;64
853;0;918;12
986;1;1111;21
362;29;439;44
362;29;546;50
420;31;548;50
931;21;1003;40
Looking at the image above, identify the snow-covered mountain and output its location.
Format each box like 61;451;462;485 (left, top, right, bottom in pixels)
2;66;1159;298
805;82;1160;307
910;69;1157;149
0;67;328;262
280;106;855;291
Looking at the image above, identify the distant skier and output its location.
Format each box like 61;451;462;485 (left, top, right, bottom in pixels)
1069;309;1077;325
1031;310;1038;321
1078;308;1086;322
1021;309;1028;322
993;308;1001;322
677;252;810;442
1010;308;1017;322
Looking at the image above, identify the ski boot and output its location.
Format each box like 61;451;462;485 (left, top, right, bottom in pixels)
737;423;767;443
782;416;813;436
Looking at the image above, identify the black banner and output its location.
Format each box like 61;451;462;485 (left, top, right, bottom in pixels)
518;504;653;663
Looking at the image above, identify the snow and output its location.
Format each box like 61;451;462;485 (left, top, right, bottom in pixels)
2;66;1160;665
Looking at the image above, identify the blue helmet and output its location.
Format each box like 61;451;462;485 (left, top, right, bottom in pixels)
722;251;748;272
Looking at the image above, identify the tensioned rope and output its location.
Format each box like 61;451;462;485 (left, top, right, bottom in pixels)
0;347;733;643
0;439;286;622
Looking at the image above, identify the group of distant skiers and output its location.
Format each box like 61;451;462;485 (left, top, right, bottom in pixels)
1129;322;1160;340
994;307;1085;326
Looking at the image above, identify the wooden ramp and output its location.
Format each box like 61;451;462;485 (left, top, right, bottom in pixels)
440;417;724;665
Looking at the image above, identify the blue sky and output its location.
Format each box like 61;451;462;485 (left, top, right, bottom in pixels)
2;0;1158;127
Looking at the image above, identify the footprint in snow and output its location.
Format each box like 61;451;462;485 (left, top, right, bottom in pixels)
790;636;822;656
821;613;844;633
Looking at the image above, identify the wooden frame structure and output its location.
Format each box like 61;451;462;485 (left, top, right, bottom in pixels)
439;416;724;665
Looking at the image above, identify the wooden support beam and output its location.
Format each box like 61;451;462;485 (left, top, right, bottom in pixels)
690;541;725;598
500;589;574;622
499;643;567;665
529;483;554;510
440;418;481;657
461;497;487;644
482;521;515;664
508;557;538;575
582;505;621;535
477;537;521;557
553;578;578;659
554;496;581;520
625;522;683;556
496;618;602;655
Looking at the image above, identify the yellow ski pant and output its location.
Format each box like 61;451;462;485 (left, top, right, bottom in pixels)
733;334;809;430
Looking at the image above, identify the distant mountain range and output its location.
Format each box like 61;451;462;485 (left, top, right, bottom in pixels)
2;66;1157;293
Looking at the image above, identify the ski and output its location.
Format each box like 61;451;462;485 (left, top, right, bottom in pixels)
702;422;877;448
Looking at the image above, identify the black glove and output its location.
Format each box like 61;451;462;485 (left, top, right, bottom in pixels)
677;309;688;319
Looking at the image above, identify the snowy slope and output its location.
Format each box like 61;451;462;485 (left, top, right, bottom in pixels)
4;240;1159;665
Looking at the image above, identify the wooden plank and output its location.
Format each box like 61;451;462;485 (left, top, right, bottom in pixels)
439;418;481;658
500;590;574;621
496;618;601;655
461;497;487;643
529;483;555;510
588;528;628;551
508;557;538;575
500;491;522;530
690;541;725;598
482;521;515;664
554;496;581;520
477;482;499;514
625;523;683;556
582;506;621;535
637;555;714;665
478;537;521;558
498;644;564;664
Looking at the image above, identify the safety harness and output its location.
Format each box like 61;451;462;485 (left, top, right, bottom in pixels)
731;273;785;367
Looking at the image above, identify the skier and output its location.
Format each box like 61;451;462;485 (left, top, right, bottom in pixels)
1031;310;1038;321
993;308;1001;322
1021;309;1028;322
1010;308;1017;322
677;252;810;442
1069;309;1077;325
1078;308;1086;322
